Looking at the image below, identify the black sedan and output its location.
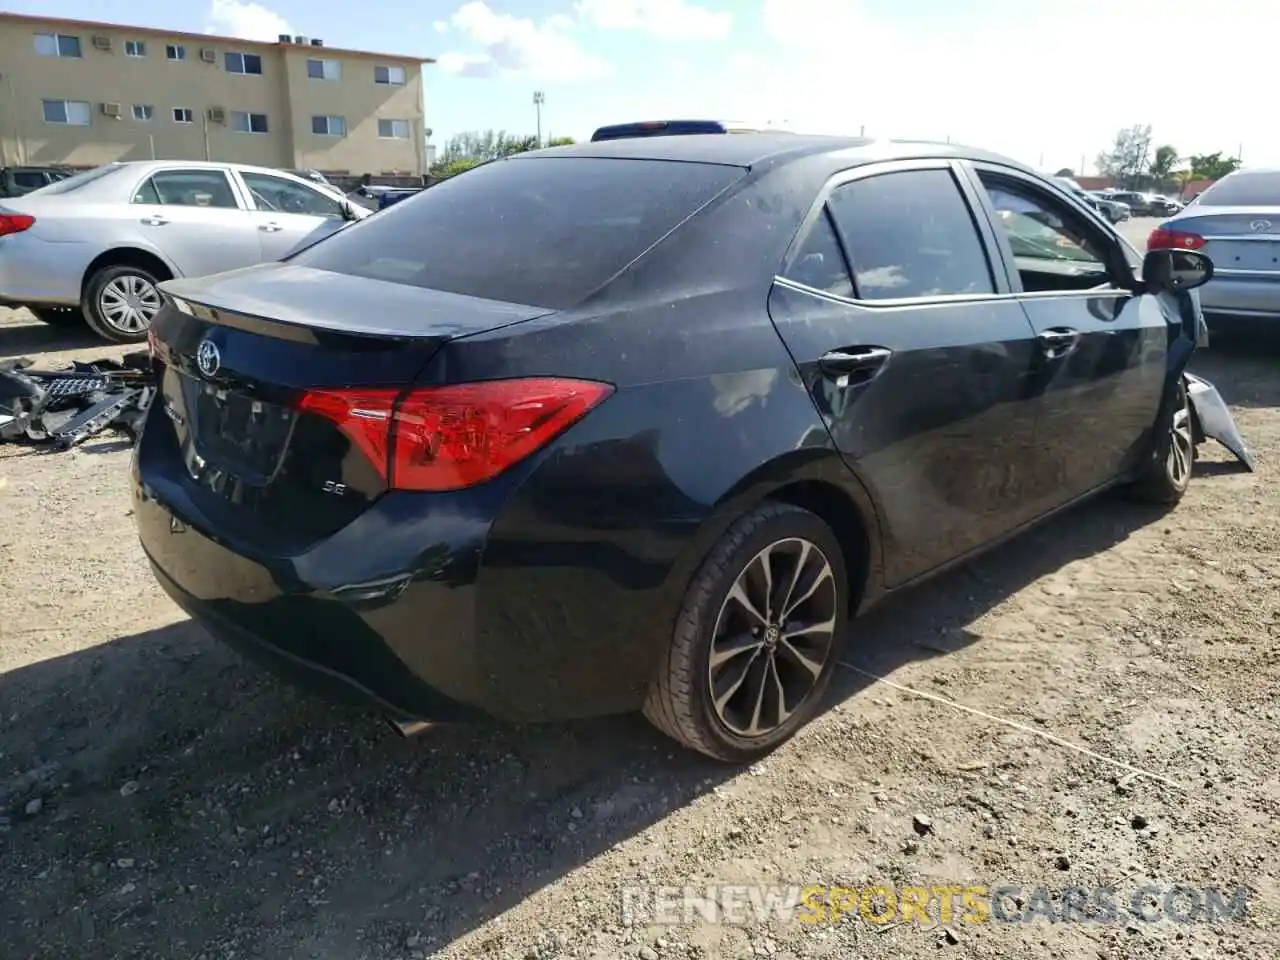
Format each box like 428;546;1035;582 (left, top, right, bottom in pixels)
134;134;1247;762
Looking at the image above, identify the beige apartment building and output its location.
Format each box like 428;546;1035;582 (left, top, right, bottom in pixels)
0;12;432;175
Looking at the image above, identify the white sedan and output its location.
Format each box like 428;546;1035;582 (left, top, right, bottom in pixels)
0;160;368;343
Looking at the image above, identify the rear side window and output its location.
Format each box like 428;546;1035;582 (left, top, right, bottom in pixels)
1196;171;1280;206
12;172;46;189
784;211;853;298
291;157;743;309
826;169;995;300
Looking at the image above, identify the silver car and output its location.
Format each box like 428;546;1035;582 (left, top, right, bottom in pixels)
1150;168;1280;325
0;160;367;343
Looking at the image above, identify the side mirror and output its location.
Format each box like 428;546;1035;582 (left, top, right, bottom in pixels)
1143;248;1213;294
339;201;358;222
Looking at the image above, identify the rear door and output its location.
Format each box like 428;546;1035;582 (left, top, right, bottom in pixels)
234;170;349;259
767;160;1044;586
129;167;261;276
964;162;1168;510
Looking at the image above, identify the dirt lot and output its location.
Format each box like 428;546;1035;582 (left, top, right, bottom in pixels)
1;305;1277;960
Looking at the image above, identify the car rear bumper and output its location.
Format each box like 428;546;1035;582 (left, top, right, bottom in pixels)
1197;274;1280;321
0;234;86;305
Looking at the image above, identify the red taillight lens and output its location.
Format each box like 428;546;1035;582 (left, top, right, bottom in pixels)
1147;227;1204;251
0;213;35;237
297;378;614;492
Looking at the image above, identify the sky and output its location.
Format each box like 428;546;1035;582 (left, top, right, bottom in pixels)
10;0;1273;173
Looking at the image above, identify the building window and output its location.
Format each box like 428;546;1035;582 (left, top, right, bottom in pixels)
231;111;269;134
42;99;91;125
125;40;147;57
167;44;186;61
374;64;406;85
377;119;411;139
311;115;347;137
34;32;82;58
132;104;154;121
173;107;194;124
224;51;263;75
306;58;341;80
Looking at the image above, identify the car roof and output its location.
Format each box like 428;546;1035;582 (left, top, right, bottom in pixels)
515;133;1034;173
95;159;311;178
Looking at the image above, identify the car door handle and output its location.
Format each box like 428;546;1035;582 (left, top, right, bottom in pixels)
140;216;169;227
259;222;283;233
819;347;893;383
1038;327;1080;359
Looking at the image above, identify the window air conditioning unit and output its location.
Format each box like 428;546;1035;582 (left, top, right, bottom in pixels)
294;35;307;45
206;106;227;124
200;47;217;63
92;35;112;51
101;101;122;118
277;33;292;43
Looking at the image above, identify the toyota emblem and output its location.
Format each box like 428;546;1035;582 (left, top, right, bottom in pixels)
195;339;221;378
1250;219;1273;232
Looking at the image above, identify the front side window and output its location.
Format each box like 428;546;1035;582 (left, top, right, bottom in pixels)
311;115;346;137
225;51;263;75
132;104;154;121
978;175;1111;291
167;43;186;61
307;58;341;80
826;169;995;300
132;169;239;209
241;172;342;218
374;64;406;85
377;119;410;139
42;99;91;126
291;157;743;309
125;40;147;57
784;210;854;298
34;33;82;57
231;111;269;134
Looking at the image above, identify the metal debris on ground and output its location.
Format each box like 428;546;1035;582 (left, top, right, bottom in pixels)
0;353;155;450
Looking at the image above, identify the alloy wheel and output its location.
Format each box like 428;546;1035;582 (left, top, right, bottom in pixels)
1168;405;1193;485
707;537;839;737
99;274;161;334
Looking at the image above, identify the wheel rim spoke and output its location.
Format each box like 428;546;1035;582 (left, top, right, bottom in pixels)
101;275;159;333
708;536;839;739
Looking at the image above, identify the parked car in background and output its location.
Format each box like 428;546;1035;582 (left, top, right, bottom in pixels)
1149;195;1183;216
590;119;779;141
1087;191;1131;223
0;160;366;343
0;165;72;198
1102;190;1156;215
1151;167;1280;325
283;168;348;200
135;134;1244;762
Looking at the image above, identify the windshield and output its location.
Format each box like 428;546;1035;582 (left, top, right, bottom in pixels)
33;163;127;195
1196;171;1280;207
291;156;744;309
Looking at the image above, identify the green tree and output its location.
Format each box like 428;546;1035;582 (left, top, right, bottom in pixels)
1188;151;1242;181
1149;144;1179;186
1096;124;1153;189
548;135;576;147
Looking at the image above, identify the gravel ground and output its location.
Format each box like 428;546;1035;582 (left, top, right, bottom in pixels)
1;304;1277;960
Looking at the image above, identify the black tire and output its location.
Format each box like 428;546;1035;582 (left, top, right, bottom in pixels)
643;502;850;762
81;263;162;344
1130;376;1195;504
28;305;85;328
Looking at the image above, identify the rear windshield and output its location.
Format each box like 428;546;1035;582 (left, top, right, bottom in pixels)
291;156;743;309
34;163;127;195
1196;171;1280;207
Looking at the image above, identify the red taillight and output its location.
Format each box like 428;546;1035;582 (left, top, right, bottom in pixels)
0;213;35;237
297;378;614;492
1147;227;1205;251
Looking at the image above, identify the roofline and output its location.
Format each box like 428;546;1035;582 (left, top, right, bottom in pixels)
0;11;435;64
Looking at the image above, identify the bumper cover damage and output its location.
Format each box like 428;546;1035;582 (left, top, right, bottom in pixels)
0;353;156;449
1185;372;1256;472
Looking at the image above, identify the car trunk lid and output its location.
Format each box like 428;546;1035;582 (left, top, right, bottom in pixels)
147;263;552;547
1167;206;1280;274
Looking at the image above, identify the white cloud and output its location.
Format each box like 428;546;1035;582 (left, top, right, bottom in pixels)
574;0;731;41
439;1;612;82
433;20;449;33
205;0;292;41
734;0;1280;170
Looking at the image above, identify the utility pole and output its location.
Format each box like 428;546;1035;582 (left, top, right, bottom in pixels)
532;90;544;147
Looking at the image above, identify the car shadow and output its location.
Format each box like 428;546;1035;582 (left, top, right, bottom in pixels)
0;316;104;361
0;483;1192;956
